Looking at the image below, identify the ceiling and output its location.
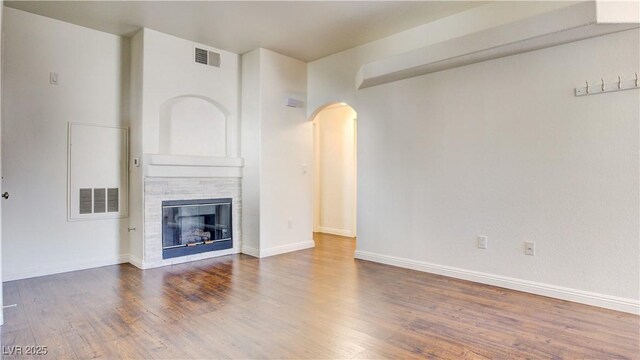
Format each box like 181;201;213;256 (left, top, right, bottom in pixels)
5;1;484;62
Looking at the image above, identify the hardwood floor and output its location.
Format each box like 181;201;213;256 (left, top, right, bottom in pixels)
2;233;638;359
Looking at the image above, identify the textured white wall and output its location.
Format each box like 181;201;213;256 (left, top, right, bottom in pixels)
128;30;144;263
241;49;313;256
240;49;261;252
315;105;357;237
127;29;241;262
354;29;639;300
139;29;239;157
158;97;227;157
258;49;312;252
2;8;130;280
308;3;640;305
308;1;577;114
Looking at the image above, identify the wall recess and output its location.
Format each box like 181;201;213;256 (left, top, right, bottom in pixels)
68;123;129;220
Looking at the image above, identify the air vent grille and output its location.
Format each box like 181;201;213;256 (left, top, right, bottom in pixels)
94;188;106;213
78;188;120;215
107;188;119;213
195;47;221;68
195;48;208;65
79;188;92;214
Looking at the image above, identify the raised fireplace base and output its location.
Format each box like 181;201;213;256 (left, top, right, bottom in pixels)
143;177;241;268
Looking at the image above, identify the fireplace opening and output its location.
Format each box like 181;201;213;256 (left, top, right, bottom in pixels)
162;198;232;259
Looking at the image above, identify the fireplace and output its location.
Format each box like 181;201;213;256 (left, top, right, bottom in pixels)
162;198;233;259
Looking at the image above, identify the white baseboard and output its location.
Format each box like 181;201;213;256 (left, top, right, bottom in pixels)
242;240;315;258
2;241;312;281
354;250;640;315
261;240;315;258
127;254;145;269
3;254;130;282
318;226;355;238
241;246;260;258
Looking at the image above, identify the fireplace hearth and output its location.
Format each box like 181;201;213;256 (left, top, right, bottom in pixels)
162;198;233;259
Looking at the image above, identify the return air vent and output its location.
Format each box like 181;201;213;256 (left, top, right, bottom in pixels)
194;47;221;68
79;188;92;214
195;48;208;65
94;188;106;213
78;187;119;215
107;188;119;213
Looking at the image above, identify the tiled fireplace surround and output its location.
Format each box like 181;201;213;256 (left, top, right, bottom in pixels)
144;177;242;268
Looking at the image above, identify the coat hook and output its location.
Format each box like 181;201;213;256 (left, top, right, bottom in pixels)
618;75;622;89
601;78;605;91
585;80;589;94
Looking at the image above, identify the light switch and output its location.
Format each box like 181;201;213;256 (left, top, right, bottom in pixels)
50;72;59;85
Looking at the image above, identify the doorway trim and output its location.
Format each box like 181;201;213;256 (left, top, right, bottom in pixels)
310;102;357;238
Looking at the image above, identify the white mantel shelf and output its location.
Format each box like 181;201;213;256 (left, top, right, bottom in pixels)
144;154;244;178
356;1;640;89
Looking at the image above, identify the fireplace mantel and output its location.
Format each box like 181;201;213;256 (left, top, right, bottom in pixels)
143;154;243;178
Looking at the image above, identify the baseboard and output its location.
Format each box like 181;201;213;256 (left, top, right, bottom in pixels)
318;226;355;238
3;254;130;282
244;240;315;258
261;240;316;258
354;250;640;315
241;246;260;258
127;254;146;269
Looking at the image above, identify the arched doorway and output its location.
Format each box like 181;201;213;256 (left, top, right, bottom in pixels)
311;103;357;246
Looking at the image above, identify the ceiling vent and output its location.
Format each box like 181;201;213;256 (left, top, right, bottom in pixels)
195;47;221;68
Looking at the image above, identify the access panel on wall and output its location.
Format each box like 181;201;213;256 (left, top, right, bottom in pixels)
68;123;128;220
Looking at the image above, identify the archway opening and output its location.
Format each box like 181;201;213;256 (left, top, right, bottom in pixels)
311;103;357;251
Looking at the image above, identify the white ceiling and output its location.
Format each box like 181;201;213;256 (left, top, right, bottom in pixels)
5;1;484;62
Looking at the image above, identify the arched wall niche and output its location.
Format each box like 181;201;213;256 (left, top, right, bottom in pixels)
159;95;230;157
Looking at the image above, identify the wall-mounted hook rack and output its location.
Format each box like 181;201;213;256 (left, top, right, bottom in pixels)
575;74;640;96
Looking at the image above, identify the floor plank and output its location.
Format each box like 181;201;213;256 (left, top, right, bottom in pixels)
2;233;638;359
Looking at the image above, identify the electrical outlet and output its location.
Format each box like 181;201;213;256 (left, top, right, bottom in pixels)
287;219;293;229
477;235;488;249
525;241;535;256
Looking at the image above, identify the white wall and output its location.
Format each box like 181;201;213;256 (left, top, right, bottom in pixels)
158;96;227;157
241;48;313;257
2;7;130;280
308;3;640;312
127;28;241;264
140;29;239;157
128;30;144;265
314;105;357;237
308;1;578;113
240;49;261;253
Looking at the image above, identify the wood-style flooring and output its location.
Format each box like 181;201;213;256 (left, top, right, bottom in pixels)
2;233;639;359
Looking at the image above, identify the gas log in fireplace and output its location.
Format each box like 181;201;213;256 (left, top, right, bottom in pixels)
162;198;232;259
